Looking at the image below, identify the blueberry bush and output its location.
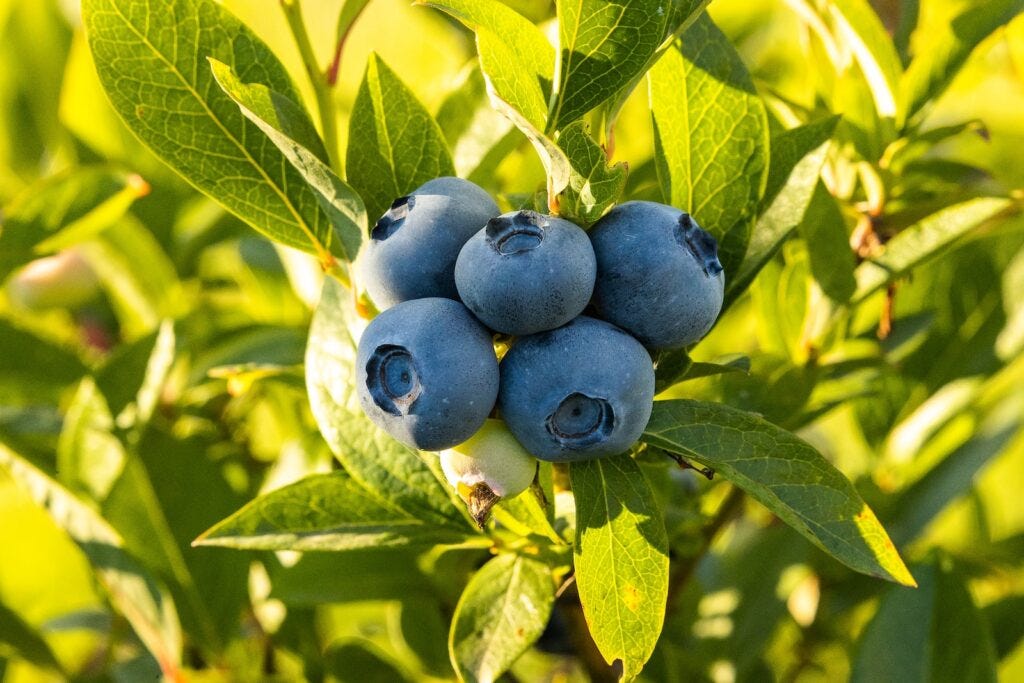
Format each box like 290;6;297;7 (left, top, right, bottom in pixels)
1;0;1023;681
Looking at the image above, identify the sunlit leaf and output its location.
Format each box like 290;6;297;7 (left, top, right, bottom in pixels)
851;197;1013;304
898;0;1022;126
643;399;916;585
556;122;626;225
649;14;769;276
0;446;183;679
195;471;476;551
571;454;669;679
346;53;455;222
210;59;365;263
726;116;838;306
449;553;555;683
549;0;670;129
0;167;147;280
83;0;341;260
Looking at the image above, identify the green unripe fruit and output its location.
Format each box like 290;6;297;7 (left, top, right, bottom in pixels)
7;249;99;310
440;418;538;526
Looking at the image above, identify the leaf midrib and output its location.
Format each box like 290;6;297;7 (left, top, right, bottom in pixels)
107;2;322;252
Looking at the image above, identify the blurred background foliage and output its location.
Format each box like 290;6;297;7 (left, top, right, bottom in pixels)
0;0;1022;681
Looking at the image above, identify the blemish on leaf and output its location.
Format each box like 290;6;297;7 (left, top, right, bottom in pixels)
623;584;641;612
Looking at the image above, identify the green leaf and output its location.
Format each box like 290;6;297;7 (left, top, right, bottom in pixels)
78;217;185;340
209;59;365;263
548;0;670;130
0;166;146;280
435;65;520;183
420;0;570;195
57;378;126;502
556;122;627;225
642;399;916;586
334;0;373;62
491;467;564;545
306;277;473;531
726;116;838;306
898;0;1022;127
851;558;998;683
346;53;455;222
601;0;711;138
449;553;556;683
648;14;769;276
95;320;175;429
654;351;751;393
0;603;62;673
325;639;414;682
829;0;902;120
0;319;87;404
851;197;1013;304
799;181;856;303
195;471;474;551
570;454;669;679
419;0;553;131
883;395;1021;547
82;0;340;261
0;446;183;678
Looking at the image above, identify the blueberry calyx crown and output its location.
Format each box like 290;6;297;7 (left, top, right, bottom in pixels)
372;195;415;241
365;344;421;416
675;213;723;277
486;210;547;255
545;392;614;448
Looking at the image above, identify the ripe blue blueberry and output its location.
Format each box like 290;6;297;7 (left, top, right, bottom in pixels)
358;177;500;310
455;210;596;335
498;316;655;462
356;298;499;451
590;201;725;349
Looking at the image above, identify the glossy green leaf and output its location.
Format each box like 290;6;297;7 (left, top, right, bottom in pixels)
799;180;856;303
727;116;838;305
556;122;626;225
571;454;669;679
829;0;902;120
601;0;711;136
449;553;555;683
549;0;670;130
643;399;916;586
852;558;997;683
210;59;365;263
306;277;473;531
899;0;1022;127
851;197;1013;304
82;0;340;260
346;53;455;222
195;471;474;551
649;14;769;276
0;167;146;280
0;446;183;678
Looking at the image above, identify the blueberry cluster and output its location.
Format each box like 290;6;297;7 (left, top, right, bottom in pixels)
354;177;724;505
